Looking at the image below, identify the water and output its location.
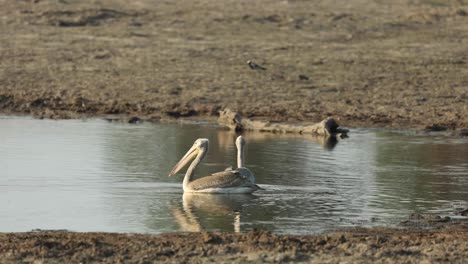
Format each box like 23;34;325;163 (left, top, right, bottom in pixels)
1;116;467;234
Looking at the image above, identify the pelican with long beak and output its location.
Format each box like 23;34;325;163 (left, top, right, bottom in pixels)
235;136;256;184
169;138;260;193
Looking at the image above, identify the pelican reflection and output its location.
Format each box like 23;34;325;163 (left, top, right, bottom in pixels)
172;193;255;232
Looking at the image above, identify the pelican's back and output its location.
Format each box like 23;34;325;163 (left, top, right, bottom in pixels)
187;169;259;193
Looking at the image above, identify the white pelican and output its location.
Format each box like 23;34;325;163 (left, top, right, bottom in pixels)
169;138;260;193
234;136;256;184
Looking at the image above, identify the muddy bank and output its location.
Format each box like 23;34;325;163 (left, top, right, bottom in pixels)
0;0;467;132
1;219;467;263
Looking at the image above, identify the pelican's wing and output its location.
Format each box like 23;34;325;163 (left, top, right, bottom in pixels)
189;170;256;191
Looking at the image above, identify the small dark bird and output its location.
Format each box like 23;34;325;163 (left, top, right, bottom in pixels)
298;74;310;80
247;60;266;70
460;209;468;216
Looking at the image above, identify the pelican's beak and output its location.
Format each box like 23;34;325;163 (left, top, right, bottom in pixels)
169;145;198;176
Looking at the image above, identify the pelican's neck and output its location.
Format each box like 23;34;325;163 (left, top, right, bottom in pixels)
183;147;207;190
237;142;244;168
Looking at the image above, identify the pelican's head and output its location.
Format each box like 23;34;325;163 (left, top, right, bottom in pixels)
169;138;209;176
192;138;209;149
235;136;246;148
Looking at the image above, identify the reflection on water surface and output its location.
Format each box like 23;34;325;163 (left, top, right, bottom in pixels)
1;117;467;234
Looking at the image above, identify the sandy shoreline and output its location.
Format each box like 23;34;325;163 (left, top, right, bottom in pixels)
2;220;467;263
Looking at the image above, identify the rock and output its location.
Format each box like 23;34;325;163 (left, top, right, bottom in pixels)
458;129;468;137
424;123;447;132
128;116;142;124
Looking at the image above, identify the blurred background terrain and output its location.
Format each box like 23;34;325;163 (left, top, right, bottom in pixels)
0;0;467;130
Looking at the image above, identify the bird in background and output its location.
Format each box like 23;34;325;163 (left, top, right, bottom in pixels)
247;60;267;70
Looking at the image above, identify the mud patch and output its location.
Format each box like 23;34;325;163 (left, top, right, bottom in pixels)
1;223;467;263
44;9;137;27
0;95;14;108
21;7;143;27
1;0;467;133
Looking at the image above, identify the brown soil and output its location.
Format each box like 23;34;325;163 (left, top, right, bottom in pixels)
1;0;467;132
1;219;467;263
2;1;468;262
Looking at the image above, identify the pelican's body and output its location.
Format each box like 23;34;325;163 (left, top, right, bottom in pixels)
235;136;256;184
169;138;260;193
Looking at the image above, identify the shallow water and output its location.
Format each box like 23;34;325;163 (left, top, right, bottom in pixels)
1;116;467;234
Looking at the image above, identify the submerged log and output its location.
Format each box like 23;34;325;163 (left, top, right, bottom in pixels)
218;109;348;138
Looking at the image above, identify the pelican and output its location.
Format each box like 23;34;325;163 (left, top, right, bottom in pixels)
169;138;260;193
234;136;256;184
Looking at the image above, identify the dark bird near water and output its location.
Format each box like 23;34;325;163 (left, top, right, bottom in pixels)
460;208;468;216
247;60;267;70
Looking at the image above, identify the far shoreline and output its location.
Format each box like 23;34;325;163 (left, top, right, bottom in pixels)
1;111;467;138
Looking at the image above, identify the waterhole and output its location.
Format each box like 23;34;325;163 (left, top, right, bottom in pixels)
1;116;467;234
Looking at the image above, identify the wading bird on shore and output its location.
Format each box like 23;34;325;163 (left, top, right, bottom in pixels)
169;138;260;193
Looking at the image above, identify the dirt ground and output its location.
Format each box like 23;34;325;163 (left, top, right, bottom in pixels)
1;0;468;263
1;218;467;263
0;0;467;132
